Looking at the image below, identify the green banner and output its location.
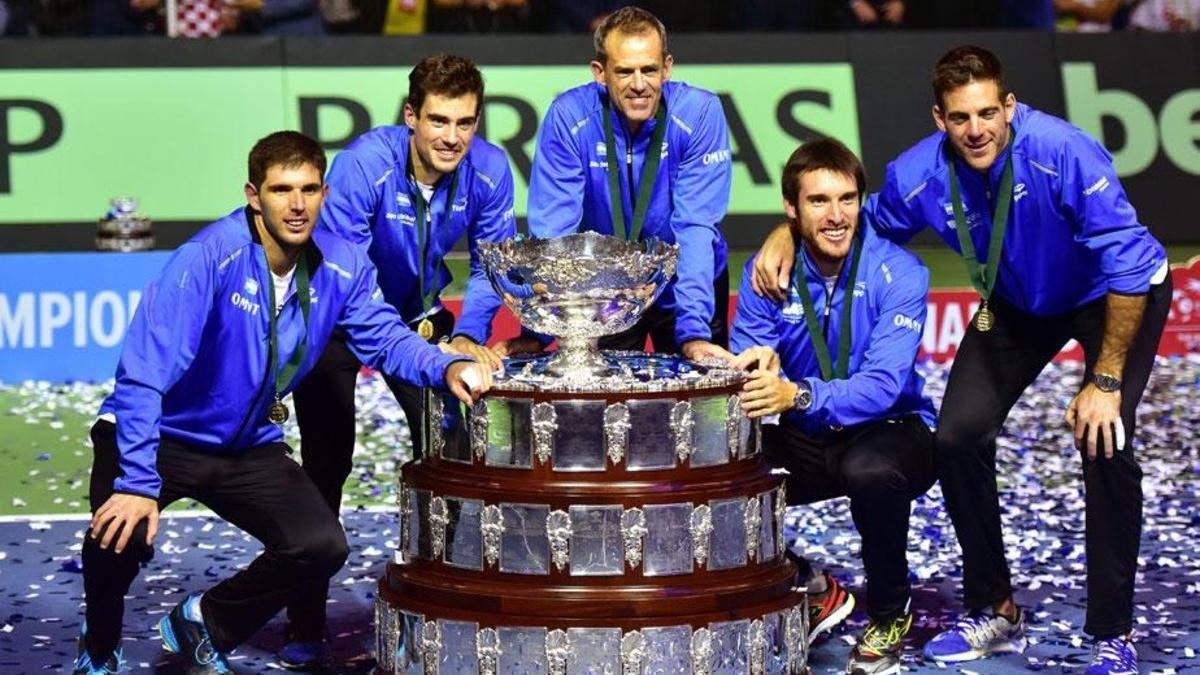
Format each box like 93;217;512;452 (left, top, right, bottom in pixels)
0;64;858;224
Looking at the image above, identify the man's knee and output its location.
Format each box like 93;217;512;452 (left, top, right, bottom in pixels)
84;520;156;564
842;461;907;497
284;524;350;576
934;411;997;463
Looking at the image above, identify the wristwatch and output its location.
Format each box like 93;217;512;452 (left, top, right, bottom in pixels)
1091;372;1121;393
792;380;813;412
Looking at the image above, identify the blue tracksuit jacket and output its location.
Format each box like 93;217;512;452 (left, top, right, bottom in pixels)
99;208;467;498
321;125;516;343
731;223;936;436
527;80;732;344
868;103;1166;316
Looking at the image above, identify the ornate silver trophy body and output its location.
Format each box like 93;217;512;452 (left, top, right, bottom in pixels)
376;233;809;675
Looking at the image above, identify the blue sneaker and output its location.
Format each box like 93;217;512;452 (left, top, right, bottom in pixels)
73;625;125;674
923;608;1027;662
1086;635;1138;675
278;639;328;671
158;593;239;674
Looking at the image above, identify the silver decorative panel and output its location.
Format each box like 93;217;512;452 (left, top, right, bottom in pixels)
643;503;694;576
486;398;534;469
670;400;695;464
690;505;714;569
568;505;624;576
726;395;742;460
531;402;557;466
553;401;607;471
498;627;549;675
437;394;472;464
626;399;676;470
429;496;448;560
429;394;445;459
774;485;787;559
620;508;646;570
500;504;551;575
642;626;692;674
748;620;766;675
438;620;478;674
444;498;483;570
620;631;645;674
482;504;504;569
709;620;750;675
692;628;713;675
566;628;620;675
421;620;442;675
690;396;729;467
763;612;788;675
546;629;569;675
375;596;397;674
470;399;489;461
737;412;753;459
547;509;573;572
398;480;411;563
477;628;501;675
785;606;807;675
603;402;630;466
745;496;762;563
708;499;747;571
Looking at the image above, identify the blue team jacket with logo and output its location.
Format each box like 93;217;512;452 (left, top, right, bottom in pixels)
321;125;516;343
731;223;936;436
99;208;467;498
527;80;732;344
868;103;1166;316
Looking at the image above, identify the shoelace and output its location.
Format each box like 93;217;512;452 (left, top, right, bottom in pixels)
1093;639;1136;669
861;617;908;655
195;637;234;673
954;613;1010;648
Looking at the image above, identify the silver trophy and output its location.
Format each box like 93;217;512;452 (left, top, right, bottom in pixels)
479;232;678;380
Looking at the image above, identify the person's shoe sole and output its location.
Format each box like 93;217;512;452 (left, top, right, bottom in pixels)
924;636;1027;662
809;592;856;645
849;661;901;675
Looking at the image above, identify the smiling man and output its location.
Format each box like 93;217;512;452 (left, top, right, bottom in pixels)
282;54;530;669
732;138;936;675
72;131;490;675
526;6;733;361
748;46;1171;674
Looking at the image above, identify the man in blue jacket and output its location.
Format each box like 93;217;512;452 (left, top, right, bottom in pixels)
750;46;1171;674
527;6;733;361
733;139;936;675
285;54;531;669
72;131;490;675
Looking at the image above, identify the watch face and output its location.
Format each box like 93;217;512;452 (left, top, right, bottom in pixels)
1092;373;1121;392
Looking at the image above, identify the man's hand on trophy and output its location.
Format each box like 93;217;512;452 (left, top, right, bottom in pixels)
494;334;545;358
681;340;735;364
731;346;781;374
447;335;504;371
446;360;492;405
739;369;797;418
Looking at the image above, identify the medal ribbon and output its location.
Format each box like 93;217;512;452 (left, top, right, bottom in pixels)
604;97;667;241
410;151;459;316
265;248;311;405
945;140;1014;309
792;231;864;381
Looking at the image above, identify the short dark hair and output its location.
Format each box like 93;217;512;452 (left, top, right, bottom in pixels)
781;138;866;208
593;7;668;65
247;131;326;190
406;53;485;117
932;45;1007;109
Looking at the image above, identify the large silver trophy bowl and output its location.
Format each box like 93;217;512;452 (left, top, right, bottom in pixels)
479;232;678;379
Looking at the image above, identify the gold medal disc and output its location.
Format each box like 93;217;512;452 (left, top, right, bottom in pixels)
267;400;290;425
973;306;995;332
417;318;435;341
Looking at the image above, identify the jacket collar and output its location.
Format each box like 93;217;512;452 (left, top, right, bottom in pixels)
242;205;325;271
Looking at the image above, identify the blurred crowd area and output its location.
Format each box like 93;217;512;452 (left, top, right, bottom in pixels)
0;0;1196;38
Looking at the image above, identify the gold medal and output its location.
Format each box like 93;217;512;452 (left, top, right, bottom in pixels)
267;399;290;425
973;304;995;332
417;318;434;341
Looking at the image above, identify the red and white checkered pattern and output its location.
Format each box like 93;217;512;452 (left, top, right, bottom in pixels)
177;0;224;37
